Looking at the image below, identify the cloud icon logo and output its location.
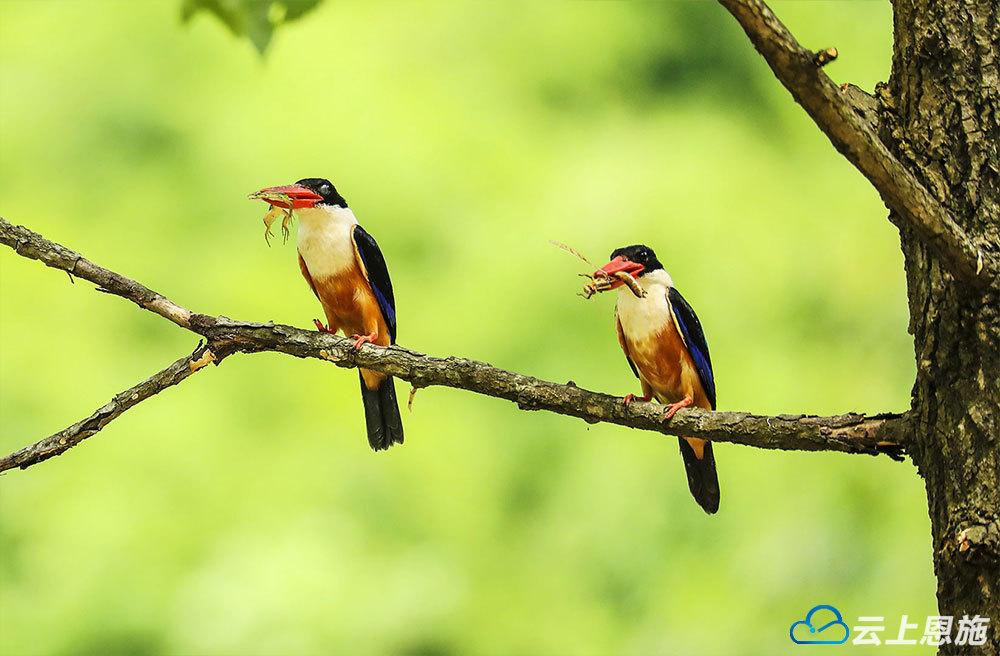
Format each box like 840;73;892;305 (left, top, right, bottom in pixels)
790;605;850;644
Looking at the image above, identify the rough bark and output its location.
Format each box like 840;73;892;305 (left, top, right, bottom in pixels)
884;1;1000;651
0;217;909;472
719;0;998;650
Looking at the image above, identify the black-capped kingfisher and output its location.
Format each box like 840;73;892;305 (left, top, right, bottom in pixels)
597;245;719;513
252;178;403;451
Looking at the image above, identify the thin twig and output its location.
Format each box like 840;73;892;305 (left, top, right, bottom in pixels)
0;345;213;471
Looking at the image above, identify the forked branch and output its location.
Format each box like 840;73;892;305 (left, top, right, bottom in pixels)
0;217;909;473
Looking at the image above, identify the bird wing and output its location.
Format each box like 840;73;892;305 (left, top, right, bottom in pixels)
351;225;397;343
615;307;640;379
297;254;319;299
667;287;716;410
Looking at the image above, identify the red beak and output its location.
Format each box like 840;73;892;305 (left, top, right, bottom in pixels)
596;256;645;289
249;184;324;209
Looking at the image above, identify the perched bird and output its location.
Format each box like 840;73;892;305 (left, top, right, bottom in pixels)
597;245;719;513
252;178;403;450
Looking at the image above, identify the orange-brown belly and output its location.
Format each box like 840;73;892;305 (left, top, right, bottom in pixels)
626;324;711;411
312;268;391;391
620;312;712;460
313;268;390;344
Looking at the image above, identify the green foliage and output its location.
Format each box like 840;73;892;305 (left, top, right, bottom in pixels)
181;0;322;54
0;2;931;655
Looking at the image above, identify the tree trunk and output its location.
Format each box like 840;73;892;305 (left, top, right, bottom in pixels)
886;1;999;651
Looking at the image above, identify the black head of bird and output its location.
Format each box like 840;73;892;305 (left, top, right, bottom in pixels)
596;244;663;290
252;177;348;210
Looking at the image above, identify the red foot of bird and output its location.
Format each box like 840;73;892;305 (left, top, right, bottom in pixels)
663;396;693;420
313;319;336;334
623;394;652;405
350;332;378;349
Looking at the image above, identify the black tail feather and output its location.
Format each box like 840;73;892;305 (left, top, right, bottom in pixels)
678;438;720;514
378;376;404;447
359;372;404;451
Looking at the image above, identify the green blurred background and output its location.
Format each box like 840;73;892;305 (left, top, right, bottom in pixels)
1;1;935;654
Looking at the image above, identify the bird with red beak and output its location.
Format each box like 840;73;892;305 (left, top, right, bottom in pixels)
250;178;403;451
594;245;720;514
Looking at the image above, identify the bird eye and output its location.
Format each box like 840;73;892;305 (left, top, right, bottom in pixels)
320;183;331;195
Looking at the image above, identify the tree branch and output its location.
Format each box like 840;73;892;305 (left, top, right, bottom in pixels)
0;216;192;328
717;0;996;289
0;216;910;472
0;345;213;471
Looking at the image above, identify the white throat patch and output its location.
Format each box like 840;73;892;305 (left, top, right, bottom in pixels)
615;269;675;343
296;204;359;279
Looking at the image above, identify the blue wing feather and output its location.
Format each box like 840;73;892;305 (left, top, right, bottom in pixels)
352;225;397;343
668;287;716;410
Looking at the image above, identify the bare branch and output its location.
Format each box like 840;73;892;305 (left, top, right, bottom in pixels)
195;315;910;457
0;218;192;328
717;0;996;289
0;345;213;471
0;216;910;471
